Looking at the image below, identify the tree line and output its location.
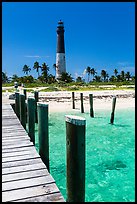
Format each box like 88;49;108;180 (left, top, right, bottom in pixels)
84;67;134;83
2;61;135;84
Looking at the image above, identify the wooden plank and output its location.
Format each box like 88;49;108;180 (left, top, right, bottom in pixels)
2;141;33;150
2;96;65;202
2;136;30;141
2;124;24;128
2;145;35;153
2;183;60;202
2;131;28;136
2;137;30;145
2;168;49;182
2;148;37;158
13;192;65;202
2;162;46;175
2;151;40;163
2;174;54;191
2;157;42;168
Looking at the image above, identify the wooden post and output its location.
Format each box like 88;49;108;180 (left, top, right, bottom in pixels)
34;91;39;123
37;103;49;171
19;94;26;129
66;115;86;202
89;94;94;117
23;89;27;100
80;93;84;113
72;92;75;109
27;97;35;145
110;97;116;124
15;92;20;119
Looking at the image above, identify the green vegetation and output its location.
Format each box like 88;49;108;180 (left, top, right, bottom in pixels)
2;61;135;92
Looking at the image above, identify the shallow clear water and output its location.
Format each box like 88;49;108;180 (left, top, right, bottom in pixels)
34;107;135;202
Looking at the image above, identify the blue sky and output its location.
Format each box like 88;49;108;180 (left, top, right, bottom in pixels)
2;2;135;81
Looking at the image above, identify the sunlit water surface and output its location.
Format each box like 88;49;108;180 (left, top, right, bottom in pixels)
32;107;135;202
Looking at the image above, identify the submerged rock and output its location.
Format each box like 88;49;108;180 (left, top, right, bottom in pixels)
104;160;126;170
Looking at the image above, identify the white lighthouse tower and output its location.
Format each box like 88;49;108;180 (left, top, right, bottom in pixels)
56;20;66;79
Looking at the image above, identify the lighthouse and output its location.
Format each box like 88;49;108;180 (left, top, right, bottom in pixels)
56;20;66;79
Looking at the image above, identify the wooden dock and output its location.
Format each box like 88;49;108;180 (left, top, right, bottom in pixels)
2;95;65;202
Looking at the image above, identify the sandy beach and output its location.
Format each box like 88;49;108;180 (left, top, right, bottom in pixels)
38;90;135;113
3;89;135;113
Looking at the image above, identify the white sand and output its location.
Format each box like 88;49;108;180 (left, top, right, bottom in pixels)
3;89;135;113
32;90;135;112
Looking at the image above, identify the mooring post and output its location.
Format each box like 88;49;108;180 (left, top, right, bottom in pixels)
23;89;27;100
15;92;20;119
34;91;39;123
19;94;26;129
110;96;116;124
72;92;75;109
27;97;35;145
37;103;49;171
89;94;94;117
80;93;84;113
65;115;86;202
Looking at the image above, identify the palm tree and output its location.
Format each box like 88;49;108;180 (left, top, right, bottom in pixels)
22;64;31;76
76;76;84;83
2;72;9;83
90;68;97;81
109;75;115;82
101;69;107;82
86;66;91;82
33;61;41;77
60;72;73;83
117;74;121;82
53;63;56;76
94;75;101;82
41;62;49;83
125;71;131;81
106;72;109;82
114;69;118;77
120;70;125;81
11;74;19;82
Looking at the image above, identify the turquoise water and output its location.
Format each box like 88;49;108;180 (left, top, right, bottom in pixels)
34;107;135;202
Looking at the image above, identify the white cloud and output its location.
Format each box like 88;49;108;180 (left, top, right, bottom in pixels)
25;55;41;58
24;55;50;58
117;61;129;66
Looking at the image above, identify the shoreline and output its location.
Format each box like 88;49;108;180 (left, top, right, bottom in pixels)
3;89;135;113
32;89;135;112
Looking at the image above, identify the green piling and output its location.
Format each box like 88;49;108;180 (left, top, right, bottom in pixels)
34;91;39;123
110;96;116;124
23;89;27;100
15;92;20;119
72;92;75;109
66;115;86;202
27;97;35;145
89;94;94;117
37;102;49;171
80;93;84;113
19;94;26;129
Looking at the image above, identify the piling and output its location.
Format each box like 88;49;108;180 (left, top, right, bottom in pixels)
15;92;20;119
34;91;39;123
37;103;49;171
110;96;116;124
19;94;26;129
65;115;86;202
23;89;27;100
27;97;35;145
80;93;84;113
89;94;94;117
72;92;75;109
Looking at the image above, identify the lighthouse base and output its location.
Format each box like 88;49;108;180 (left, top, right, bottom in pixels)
56;53;66;79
